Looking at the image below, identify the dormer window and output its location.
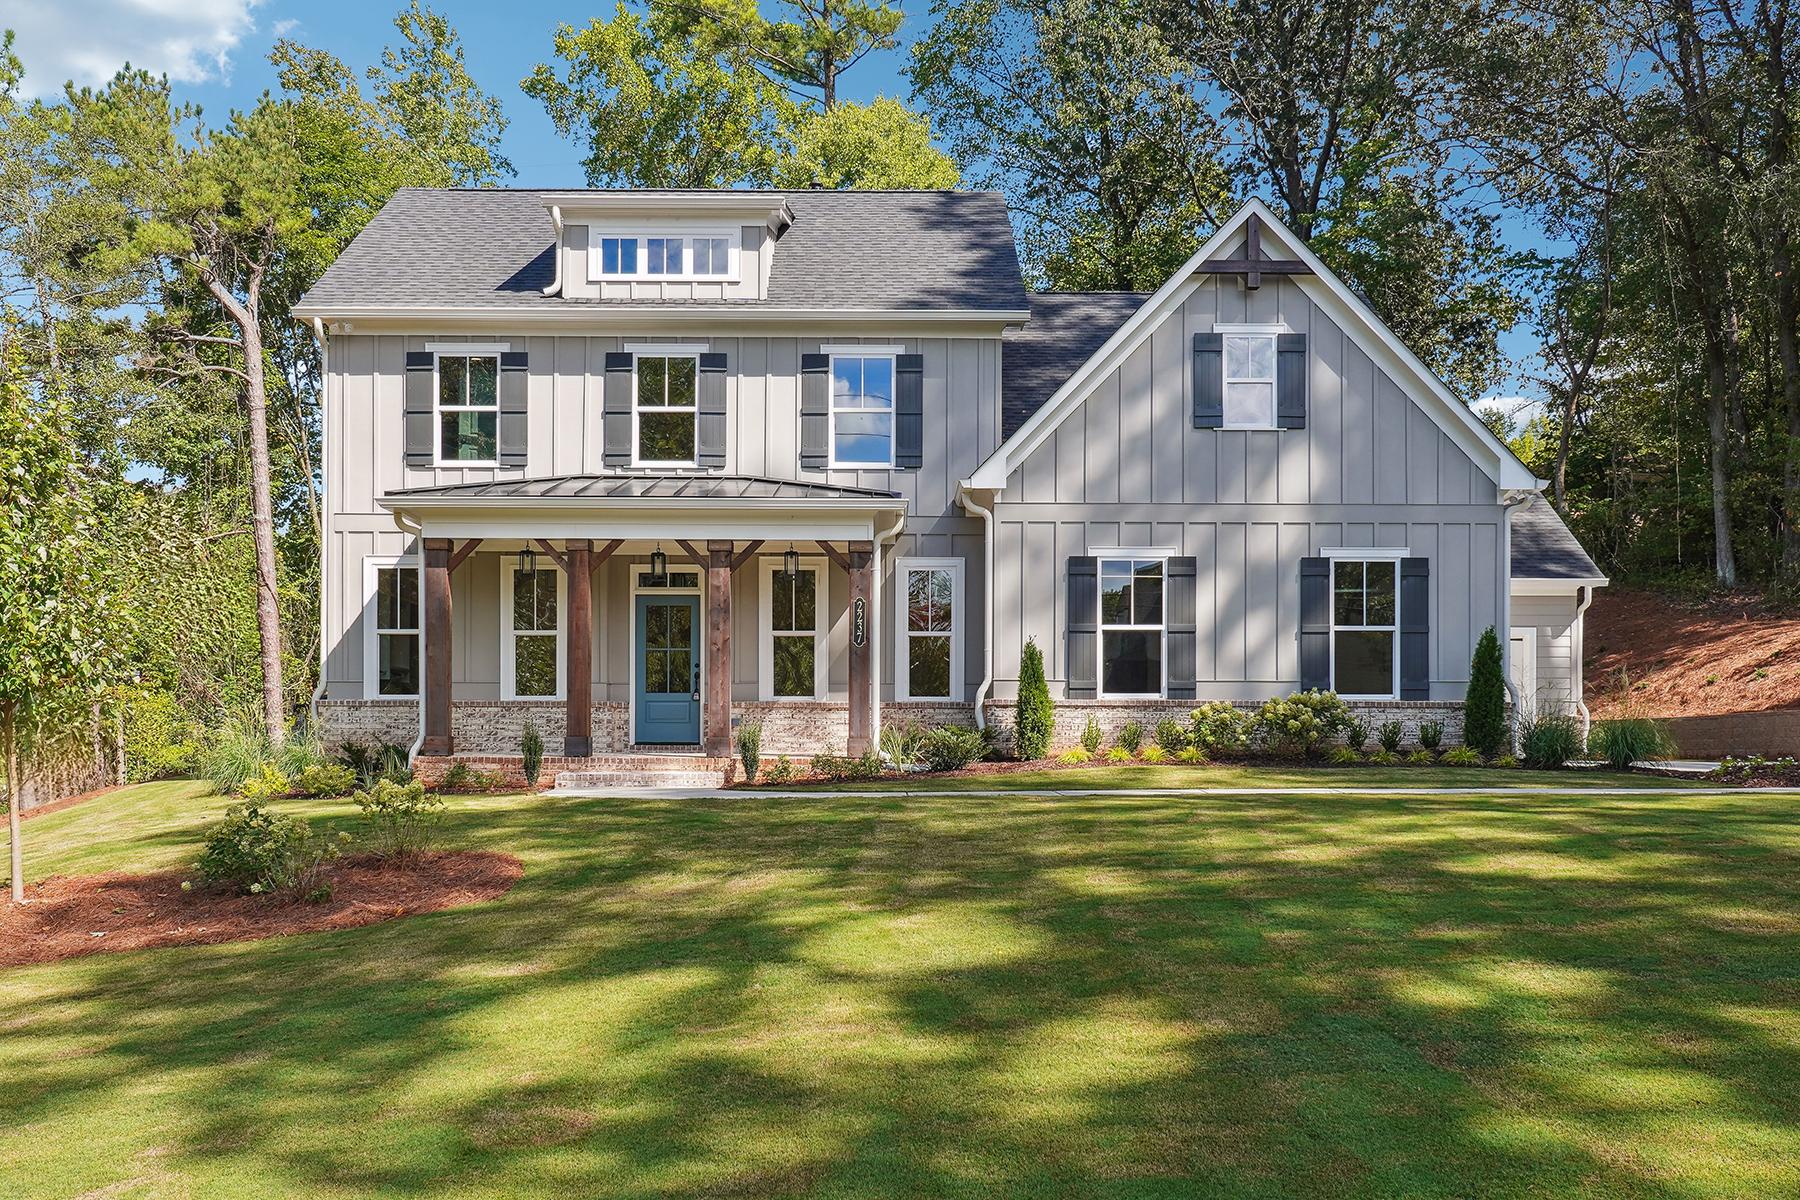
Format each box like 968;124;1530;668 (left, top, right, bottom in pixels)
594;232;738;281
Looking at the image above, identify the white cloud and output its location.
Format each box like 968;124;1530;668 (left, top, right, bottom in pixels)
271;18;300;36
0;0;262;98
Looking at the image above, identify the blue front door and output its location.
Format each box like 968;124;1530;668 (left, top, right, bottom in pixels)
636;594;701;744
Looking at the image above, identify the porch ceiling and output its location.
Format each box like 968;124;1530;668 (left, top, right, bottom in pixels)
378;473;906;540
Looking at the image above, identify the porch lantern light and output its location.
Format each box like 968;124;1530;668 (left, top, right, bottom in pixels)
782;543;800;579
650;543;668;585
519;547;537;579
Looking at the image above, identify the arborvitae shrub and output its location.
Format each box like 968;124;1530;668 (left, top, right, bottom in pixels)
1015;639;1053;760
1464;626;1507;755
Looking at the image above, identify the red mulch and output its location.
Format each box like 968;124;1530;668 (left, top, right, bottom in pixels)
1;851;522;970
1586;588;1800;717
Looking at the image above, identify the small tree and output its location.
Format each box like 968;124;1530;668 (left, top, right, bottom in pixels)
521;721;545;788
1464;626;1507;756
1014;639;1053;760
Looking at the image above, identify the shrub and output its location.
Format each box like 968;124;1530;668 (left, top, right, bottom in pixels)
1406;748;1436;765
764;755;800;784
1343;717;1369;752
737;721;764;783
1418;720;1444;751
1441;746;1483;767
1377;721;1404;752
1117;720;1144;754
521;722;545;788
337;739;413;789
1140;744;1168;763
1248;691;1350;755
276;729;334;779
1490;754;1519;769
1190;702;1247;753
1372;749;1398;765
354;779;445;860
237;763;291;801
879;721;926;769
1057;748;1092;764
1589;718;1676;770
1328;745;1359;765
122;688;200;781
437;761;503;793
1175;745;1207;764
920;726;987;772
1081;715;1104;755
1105;747;1134;762
199;719;273;796
296;763;357;797
195;802;347;899
1463;626;1507;755
1014;639;1054;760
1154;716;1190;754
1518;711;1583;769
812;749;884;781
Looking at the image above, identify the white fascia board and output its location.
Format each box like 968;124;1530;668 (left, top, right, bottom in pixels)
290;304;1028;328
1511;576;1610;595
537;192;793;229
969;197;1538;491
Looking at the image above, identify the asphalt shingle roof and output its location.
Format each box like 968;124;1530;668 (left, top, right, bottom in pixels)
300;188;1027;313
1511;495;1606;580
383;474;900;502
1002;292;1150;437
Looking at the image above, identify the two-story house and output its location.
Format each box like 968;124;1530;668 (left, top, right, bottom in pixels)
294;189;1605;779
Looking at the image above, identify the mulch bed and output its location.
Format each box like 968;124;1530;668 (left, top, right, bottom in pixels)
1;851;523;970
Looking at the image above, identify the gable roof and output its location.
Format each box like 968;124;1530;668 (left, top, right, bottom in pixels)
295;188;1029;316
966;198;1543;491
1511;496;1607;581
1004;292;1150;438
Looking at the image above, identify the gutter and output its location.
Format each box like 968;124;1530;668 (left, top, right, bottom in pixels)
542;206;564;297
1499;489;1534;741
307;318;330;730
1574;583;1596;742
957;482;996;730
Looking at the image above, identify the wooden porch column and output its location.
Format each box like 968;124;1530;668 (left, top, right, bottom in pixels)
564;539;592;757
704;540;735;757
421;538;454;756
847;541;874;755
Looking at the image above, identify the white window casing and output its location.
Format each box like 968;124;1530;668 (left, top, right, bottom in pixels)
501;555;567;701
587;228;743;282
430;347;503;467
758;556;830;701
894;558;963;701
363;555;421;699
1217;323;1283;430
828;351;898;468
632;351;701;467
1329;558;1399;699
1098;557;1167;698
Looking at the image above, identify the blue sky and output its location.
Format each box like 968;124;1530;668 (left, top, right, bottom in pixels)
1;0;1544;411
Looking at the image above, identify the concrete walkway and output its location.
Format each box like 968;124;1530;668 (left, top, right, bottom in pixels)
547;784;1799;799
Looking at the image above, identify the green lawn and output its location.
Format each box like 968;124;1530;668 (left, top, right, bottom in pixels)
3;780;1798;1198
763;763;1713;791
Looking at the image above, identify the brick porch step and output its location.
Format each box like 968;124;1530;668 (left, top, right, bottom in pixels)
552;754;736;791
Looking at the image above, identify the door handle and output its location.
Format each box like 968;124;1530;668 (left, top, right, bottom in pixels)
692;665;701;701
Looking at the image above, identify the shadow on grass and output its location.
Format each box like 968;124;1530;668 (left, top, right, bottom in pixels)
2;790;1798;1198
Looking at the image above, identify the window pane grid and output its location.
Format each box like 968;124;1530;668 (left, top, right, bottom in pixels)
831;355;894;465
438;355;499;462
601;235;730;277
375;565;420;697
905;568;954;698
1100;559;1163;695
637;355;697;463
1331;558;1398;696
1222;333;1277;428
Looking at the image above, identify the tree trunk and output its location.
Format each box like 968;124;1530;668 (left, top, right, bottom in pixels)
207;274;286;747
6;701;21;905
1776;233;1800;581
1554;387;1577;514
1705;325;1740;587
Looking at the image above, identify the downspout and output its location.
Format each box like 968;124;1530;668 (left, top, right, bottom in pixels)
871;510;905;754
957;482;996;730
391;507;428;764
1499;489;1534;735
307;317;330;731
541;206;565;297
1573;583;1596;742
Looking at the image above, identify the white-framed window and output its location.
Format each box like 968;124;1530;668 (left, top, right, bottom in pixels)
896;558;962;700
829;352;896;467
591;230;740;281
502;556;566;700
759;557;829;700
363;556;420;698
1332;559;1398;698
435;349;501;464
1099;558;1165;696
634;352;699;465
1219;325;1280;430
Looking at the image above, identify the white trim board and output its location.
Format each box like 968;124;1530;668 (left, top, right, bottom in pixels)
424;343;512;353
966;197;1543;492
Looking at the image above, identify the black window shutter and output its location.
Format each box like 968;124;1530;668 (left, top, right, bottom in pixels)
1400;557;1430;699
1166;557;1197;699
603;351;633;467
1192;332;1223;428
1299;557;1331;691
800;353;830;470
1066;556;1098;699
1276;333;1307;429
404;351;434;467
697;352;728;468
498;351;529;467
893;354;924;469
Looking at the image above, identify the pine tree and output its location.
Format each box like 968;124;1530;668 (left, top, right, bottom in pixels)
1014;639;1053;760
1464;626;1507;756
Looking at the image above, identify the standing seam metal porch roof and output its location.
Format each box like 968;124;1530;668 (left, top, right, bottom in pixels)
380;474;902;502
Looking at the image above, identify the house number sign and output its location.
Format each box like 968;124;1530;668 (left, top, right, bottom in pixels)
852;597;867;647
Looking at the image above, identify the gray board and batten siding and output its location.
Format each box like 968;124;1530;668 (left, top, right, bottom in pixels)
988;274;1506;702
